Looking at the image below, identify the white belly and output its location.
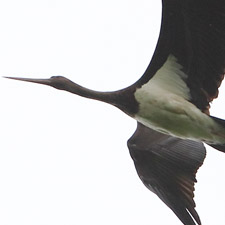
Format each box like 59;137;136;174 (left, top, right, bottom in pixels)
135;93;217;142
134;55;225;143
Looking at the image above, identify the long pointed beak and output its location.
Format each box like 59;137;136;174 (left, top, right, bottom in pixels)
4;76;52;86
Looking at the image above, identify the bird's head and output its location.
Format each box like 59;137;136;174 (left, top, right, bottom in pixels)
4;75;73;90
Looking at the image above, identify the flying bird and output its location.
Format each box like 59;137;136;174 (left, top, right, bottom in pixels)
6;0;225;224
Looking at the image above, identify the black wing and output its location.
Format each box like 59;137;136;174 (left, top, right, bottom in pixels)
127;123;206;225
136;0;225;114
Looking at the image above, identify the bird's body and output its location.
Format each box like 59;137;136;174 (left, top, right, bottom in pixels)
135;92;224;143
134;54;225;143
6;0;225;224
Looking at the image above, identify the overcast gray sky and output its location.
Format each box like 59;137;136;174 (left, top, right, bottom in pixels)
1;1;225;224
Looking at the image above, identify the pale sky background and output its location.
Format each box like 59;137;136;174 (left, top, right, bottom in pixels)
1;1;225;225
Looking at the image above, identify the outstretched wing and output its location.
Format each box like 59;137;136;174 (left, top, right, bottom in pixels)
135;0;225;114
127;123;206;225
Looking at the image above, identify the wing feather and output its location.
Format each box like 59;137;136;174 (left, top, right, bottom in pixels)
136;0;225;113
127;123;206;225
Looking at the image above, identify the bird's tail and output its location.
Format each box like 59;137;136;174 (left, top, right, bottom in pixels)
208;116;225;152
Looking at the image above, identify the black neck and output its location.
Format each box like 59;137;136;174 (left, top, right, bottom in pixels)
57;78;139;116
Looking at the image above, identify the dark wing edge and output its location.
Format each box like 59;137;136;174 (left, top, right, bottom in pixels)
127;123;206;225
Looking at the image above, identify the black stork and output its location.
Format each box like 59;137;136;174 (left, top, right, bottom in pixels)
5;0;225;225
